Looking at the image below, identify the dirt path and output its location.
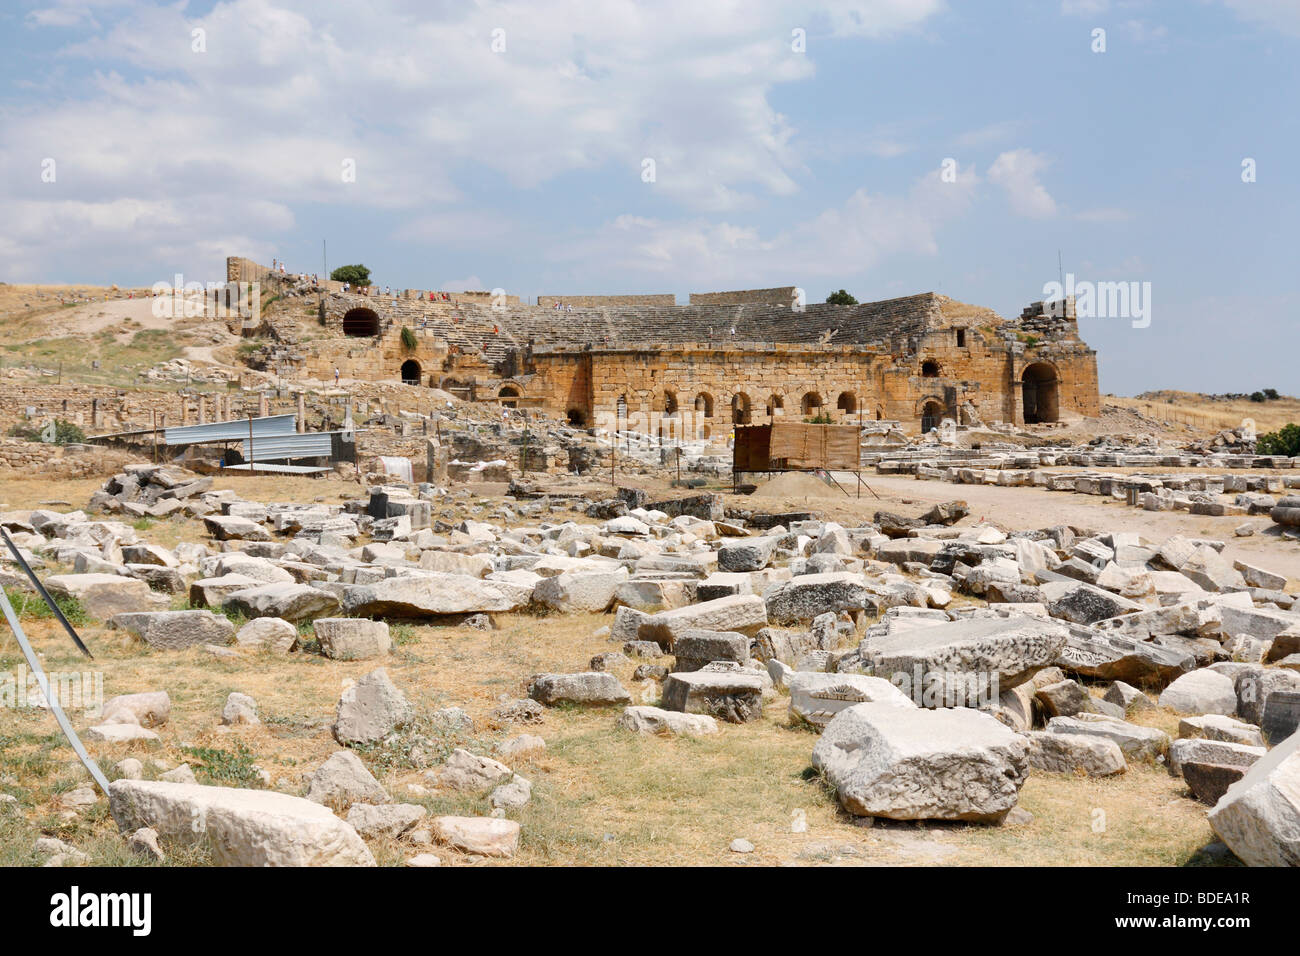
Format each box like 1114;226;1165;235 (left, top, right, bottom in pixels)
733;472;1300;586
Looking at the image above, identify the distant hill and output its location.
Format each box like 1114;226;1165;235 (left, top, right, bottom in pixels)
1106;390;1299;434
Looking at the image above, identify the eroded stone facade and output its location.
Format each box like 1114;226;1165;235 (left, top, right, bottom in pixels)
299;288;1098;434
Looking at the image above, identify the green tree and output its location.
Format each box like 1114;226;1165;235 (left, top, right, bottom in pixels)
825;289;858;305
1263;388;1279;400
1249;391;1266;403
1257;423;1300;457
330;264;372;287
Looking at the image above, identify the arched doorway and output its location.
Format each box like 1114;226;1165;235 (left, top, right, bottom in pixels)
801;391;823;417
921;359;940;378
731;392;751;425
1022;362;1059;423
662;390;678;415
767;394;784;418
498;385;520;408
400;359;422;385
342;308;380;336
921;400;944;434
695;393;714;418
567;408;587;427
837;392;857;416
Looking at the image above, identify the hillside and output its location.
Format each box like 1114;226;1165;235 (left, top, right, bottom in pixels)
1106;390;1299;435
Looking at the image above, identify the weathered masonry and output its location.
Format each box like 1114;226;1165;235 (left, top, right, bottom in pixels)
253;263;1097;435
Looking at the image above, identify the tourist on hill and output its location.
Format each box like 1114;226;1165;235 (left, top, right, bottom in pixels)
334;368;340;386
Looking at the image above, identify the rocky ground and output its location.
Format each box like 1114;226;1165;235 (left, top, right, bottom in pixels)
0;456;1297;868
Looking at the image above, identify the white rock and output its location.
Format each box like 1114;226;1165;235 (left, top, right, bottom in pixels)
812;702;1029;821
108;780;375;866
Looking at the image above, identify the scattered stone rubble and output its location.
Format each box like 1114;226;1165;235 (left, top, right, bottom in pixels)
5;457;1299;868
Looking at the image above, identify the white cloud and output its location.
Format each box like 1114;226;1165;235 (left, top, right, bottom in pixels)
1059;0;1109;16
1;0;948;278
954;120;1020;149
548;161;979;286
987;149;1057;219
1220;0;1300;37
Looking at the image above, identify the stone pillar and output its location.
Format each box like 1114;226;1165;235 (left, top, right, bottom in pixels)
258;393;268;417
198;396;206;424
426;437;448;485
296;392;305;432
91;399;101;428
181;401;190;426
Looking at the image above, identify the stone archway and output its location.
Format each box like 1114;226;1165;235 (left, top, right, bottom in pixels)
695;392;714;418
400;359;422;385
1022;362;1060;423
837;391;857;416
343;307;380;336
921;399;944;434
731;391;752;425
498;385;520;408
801;391;823;416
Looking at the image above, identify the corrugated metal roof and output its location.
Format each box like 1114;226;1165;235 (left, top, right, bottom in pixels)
222;462;332;474
241;430;354;462
164;414;297;446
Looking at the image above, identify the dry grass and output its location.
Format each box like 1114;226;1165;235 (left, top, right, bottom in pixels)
0;602;1220;867
1108;392;1299;434
0;465;1234;867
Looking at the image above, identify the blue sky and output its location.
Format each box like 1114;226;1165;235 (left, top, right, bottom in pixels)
0;0;1296;395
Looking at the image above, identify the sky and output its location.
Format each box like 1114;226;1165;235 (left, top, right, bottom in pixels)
0;0;1296;396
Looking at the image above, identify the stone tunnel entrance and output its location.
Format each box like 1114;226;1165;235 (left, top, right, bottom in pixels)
343;307;381;336
1022;362;1059;423
400;359;422;385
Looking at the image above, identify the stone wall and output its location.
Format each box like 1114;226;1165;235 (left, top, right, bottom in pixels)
0;438;145;477
689;287;797;306
537;294;676;308
520;325;1098;435
226;256;275;284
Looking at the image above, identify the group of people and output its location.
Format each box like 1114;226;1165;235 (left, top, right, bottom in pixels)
552;301;575;311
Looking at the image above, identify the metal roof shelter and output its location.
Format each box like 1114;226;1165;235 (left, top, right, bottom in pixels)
239;430;353;463
163;414;297;446
221;462;333;474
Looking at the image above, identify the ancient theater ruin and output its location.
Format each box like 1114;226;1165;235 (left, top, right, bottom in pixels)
236;259;1099;437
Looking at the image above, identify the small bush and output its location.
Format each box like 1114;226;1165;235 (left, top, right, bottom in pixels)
5;418;86;445
181;743;263;788
825;289;858;305
1257;423;1300;457
400;325;418;350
